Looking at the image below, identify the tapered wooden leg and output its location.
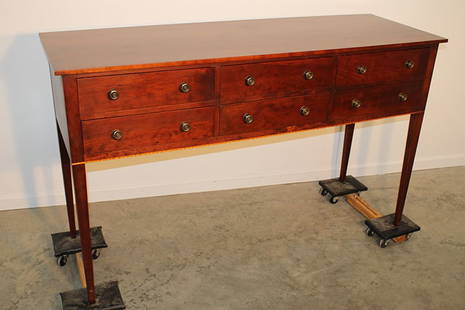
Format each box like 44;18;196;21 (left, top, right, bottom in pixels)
339;123;355;182
318;123;366;202
57;123;77;238
393;113;424;226
72;164;96;304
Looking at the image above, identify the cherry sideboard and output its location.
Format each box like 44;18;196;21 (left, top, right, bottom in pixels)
40;14;447;309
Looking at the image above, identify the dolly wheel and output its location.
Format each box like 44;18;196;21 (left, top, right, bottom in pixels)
379;239;390;248
57;255;68;266
365;227;375;237
92;248;101;260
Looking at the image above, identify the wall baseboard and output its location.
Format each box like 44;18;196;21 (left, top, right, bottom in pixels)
1;154;464;211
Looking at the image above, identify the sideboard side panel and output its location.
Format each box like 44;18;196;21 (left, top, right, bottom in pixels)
62;76;85;163
420;45;439;110
50;70;70;156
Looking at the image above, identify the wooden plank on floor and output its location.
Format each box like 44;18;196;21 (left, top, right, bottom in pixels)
75;253;87;288
344;194;382;219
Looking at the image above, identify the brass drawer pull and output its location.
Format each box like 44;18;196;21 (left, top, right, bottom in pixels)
351;99;362;109
356;65;367;74
304;71;314;80
405;60;415;69
111;129;123;140
180;122;191;132
179;82;191;93
245;75;256;86
398;92;408;102
108;89;119;100
300;106;310;116
243;113;254;124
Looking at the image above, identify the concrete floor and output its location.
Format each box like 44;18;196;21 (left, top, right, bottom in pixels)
1;166;465;310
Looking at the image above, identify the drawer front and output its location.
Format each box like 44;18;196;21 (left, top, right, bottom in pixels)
330;83;424;123
220;92;331;136
78;68;215;119
336;48;429;87
220;57;335;104
82;107;216;160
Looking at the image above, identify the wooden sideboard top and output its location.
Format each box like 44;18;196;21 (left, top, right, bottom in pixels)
40;14;447;76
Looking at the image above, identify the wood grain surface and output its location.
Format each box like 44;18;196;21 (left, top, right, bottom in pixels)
220;57;335;104
82;106;217;160
40;14;447;75
330;82;424;123
220;94;330;136
336;47;430;87
78;67;215;119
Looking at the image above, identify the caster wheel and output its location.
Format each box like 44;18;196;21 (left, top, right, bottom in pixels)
57;255;68;266
365;227;375;237
92;248;101;260
320;189;328;196
379;239;390;248
329;196;339;204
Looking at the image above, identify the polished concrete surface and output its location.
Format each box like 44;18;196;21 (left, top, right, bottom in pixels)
1;166;465;309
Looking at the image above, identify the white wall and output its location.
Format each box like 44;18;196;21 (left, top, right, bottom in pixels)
0;0;464;211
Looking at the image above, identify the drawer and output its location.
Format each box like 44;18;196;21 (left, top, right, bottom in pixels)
78;68;215;119
220;92;331;136
82;107;216;161
336;48;429;87
220;57;335;104
330;83;424;123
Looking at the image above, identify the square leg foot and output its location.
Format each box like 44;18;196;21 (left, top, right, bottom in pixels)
318;175;368;204
51;226;108;257
365;214;420;247
60;281;125;310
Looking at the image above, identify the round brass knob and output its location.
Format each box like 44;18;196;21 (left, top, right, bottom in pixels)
111;129;123;140
179;82;191;93
245;75;256;86
300;106;310;116
180;122;191;132
405;60;415;69
398;92;408;102
356;65;368;74
243;113;254;124
351;99;362;109
108;89;119;100
304;71;314;80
